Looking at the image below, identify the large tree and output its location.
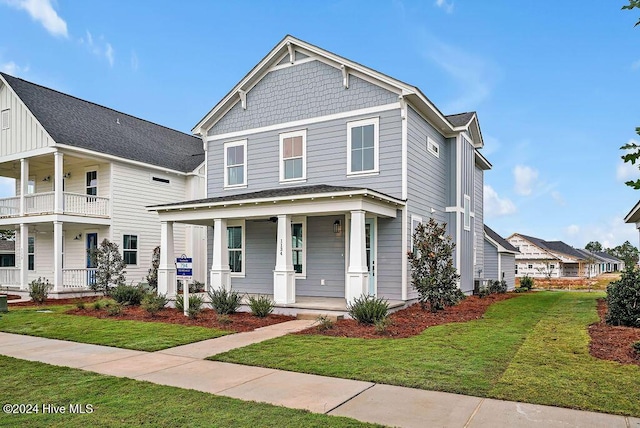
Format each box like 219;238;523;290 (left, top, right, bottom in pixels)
585;241;603;252
606;241;640;267
621;2;640;186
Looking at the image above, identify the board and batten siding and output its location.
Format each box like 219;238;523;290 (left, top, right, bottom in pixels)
473;164;484;279
110;161;193;284
459;135;476;293
208;59;399;136
207;108;402;199
0;81;53;156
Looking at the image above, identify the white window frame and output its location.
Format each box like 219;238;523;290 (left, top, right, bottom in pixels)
227;219;245;277
427;137;440;158
223;140;247;189
291;216;307;278
463;194;471;231
279;130;307;183
122;234;138;266
346;117;379;176
1;109;9;130
410;215;422;252
86;169;98;196
28;235;35;271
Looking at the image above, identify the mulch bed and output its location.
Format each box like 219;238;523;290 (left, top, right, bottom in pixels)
296;293;518;339
65;305;296;332
4;294;22;301
588;299;640;366
9;296;100;307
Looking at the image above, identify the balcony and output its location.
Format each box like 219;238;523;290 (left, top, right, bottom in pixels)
0;192;110;219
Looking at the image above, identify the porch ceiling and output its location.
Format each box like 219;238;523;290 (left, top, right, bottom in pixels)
148;185;404;225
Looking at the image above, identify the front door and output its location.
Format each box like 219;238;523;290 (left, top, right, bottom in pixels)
86;233;98;286
365;218;376;295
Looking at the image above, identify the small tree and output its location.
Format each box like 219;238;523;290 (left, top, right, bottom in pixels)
408;218;461;312
585;241;602;252
535;261;555;281
606;266;640;327
90;239;127;295
146;246;160;290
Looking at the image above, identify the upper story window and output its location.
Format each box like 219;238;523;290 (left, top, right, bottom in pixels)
463;194;471;231
347;117;379;175
27;176;35;194
224;140;247;188
1;109;9;130
86;171;97;196
280;130;306;182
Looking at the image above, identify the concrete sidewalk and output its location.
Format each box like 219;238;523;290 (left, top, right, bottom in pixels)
0;329;638;427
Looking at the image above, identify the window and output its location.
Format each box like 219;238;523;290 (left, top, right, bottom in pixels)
292;223;303;274
463;194;471;231
427;137;440;158
27;176;35;195
28;236;34;271
123;235;138;265
224;140;247;187
280;130;306;181
227;226;243;273
86;171;97;196
549;264;555;269
528;264;533;269
410;215;422;251
1;109;9;130
347;117;379;175
515;265;518;275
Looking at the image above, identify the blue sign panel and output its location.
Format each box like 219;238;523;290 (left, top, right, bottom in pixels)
176;257;193;277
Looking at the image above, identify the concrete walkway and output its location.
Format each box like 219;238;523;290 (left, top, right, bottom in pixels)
0;327;638;427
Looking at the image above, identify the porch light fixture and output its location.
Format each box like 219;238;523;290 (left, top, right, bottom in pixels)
63;172;71;179
42;176;51;182
333;219;342;234
74;233;82;240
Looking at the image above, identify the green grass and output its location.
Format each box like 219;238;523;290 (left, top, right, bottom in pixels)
0;305;229;351
0;355;378;428
212;292;640;416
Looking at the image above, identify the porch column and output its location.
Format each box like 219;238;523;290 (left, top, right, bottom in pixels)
210;218;231;292
273;214;295;304
346;210;368;304
158;221;177;297
19;223;28;290
53;221;63;292
20;158;29;216
54;151;63;214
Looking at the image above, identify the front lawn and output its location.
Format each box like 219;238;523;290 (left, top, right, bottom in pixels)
0;355;377;428
0;305;229;351
211;292;640;416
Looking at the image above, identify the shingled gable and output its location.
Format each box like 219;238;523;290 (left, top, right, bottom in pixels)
484;225;518;253
192;35;484;147
0;72;204;173
515;233;586;261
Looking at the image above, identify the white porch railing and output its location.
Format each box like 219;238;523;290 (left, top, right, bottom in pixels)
0;267;20;286
0;193;110;218
63;268;97;289
0;197;19;218
25;192;55;215
64;192;110;217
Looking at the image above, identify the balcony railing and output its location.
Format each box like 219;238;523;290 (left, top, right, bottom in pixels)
0;267;20;286
0;192;110;219
63;268;97;289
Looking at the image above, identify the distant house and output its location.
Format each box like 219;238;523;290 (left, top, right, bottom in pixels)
591;251;624;273
0;72;208;293
483;226;518;290
507;233;598;278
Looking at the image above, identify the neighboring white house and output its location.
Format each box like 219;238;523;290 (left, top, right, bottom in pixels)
0;72;208;294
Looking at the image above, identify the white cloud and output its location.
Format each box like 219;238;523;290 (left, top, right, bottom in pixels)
80;30;115;67
551;190;564;205
513;165;539;196
2;0;67;38
0;61;29;76
484;185;516;217
565;217;638;249
105;43;114;67
565;224;580;236
434;0;454;13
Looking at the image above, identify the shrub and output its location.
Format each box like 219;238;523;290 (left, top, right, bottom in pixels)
488;280;508;294
606;267;640;327
110;284;147;306
75;301;86;310
93;300;103;310
90;239;127;295
208;288;242;315
374;316;393;334
217;314;232;325
174;294;205;319
146;246;160;290
28;277;51;304
347;294;390;324
248;294;274;318
408;218;461;312
519;275;534;291
105;302;123;316
633;341;640;355
141;293;168;316
315;314;334;331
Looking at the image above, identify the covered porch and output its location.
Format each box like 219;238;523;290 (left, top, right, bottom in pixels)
149;185;405;306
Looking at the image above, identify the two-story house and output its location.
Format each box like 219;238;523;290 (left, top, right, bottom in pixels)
150;36;492;311
0;72;208;294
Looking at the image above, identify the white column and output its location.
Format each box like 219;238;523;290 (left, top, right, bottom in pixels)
53;221;63;292
158;221;177;297
19;223;29;290
273;214;295;304
54;152;63;214
20;158;29;216
210;218;231;292
346;210;368;304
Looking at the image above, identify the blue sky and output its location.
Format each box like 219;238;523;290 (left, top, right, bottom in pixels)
1;0;639;249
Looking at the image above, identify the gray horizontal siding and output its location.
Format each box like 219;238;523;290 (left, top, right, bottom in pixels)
232;220;277;294
484;239;499;280
377;216;402;300
209;60;398;136
500;254;516;290
207;108;403;199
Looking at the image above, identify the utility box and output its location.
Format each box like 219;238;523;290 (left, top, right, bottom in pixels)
0;295;8;313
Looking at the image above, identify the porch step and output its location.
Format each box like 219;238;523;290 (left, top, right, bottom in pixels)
296;313;344;322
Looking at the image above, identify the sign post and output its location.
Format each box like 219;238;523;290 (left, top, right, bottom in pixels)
176;255;193;317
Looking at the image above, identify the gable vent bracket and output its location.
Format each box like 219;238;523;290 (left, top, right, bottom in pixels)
287;42;295;64
399;95;407;120
341;65;349;89
238;89;247;110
